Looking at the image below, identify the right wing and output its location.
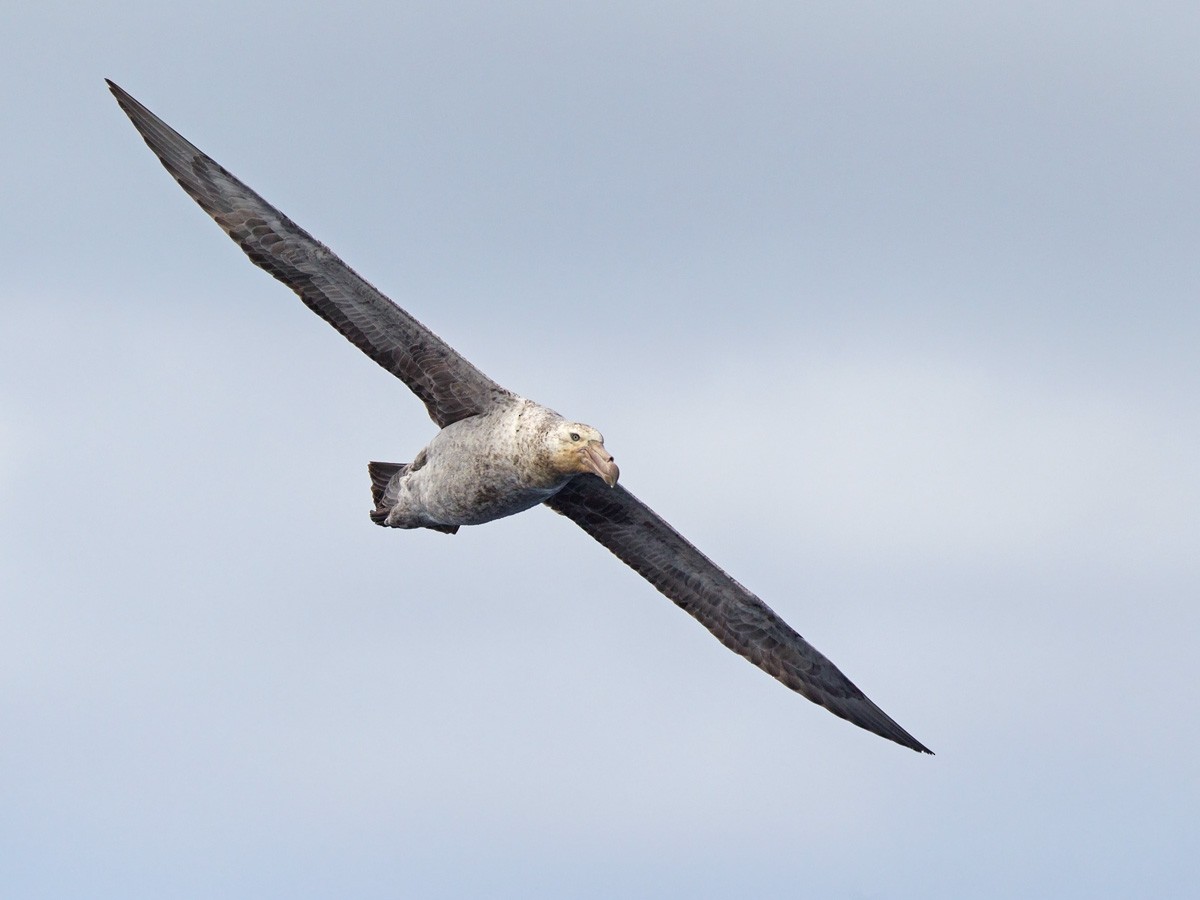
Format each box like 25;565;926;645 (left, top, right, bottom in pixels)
546;478;932;754
108;80;511;428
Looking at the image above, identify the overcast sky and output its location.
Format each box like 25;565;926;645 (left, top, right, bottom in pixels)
3;2;1198;897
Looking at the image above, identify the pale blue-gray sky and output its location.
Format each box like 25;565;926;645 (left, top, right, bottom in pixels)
3;2;1198;897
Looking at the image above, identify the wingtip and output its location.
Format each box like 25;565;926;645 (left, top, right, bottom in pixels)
875;713;934;755
885;719;933;755
870;722;932;754
897;729;934;755
821;679;934;754
105;79;136;115
876;721;934;755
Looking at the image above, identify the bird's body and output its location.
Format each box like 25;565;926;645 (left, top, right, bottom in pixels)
108;80;931;754
371;397;616;531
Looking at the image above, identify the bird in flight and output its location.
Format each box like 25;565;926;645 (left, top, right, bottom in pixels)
108;80;931;754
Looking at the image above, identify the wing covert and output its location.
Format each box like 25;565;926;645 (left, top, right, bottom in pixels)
546;478;932;753
108;80;510;428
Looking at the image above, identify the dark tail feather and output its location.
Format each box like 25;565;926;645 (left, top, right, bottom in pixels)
367;460;459;534
368;461;406;506
368;461;407;524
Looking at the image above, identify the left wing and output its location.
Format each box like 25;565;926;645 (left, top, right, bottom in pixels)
107;80;512;428
546;478;932;753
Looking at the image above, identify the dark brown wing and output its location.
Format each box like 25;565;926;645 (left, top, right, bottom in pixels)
107;80;510;428
546;478;932;753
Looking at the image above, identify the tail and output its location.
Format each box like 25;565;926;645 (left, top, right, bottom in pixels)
367;461;459;534
368;461;407;525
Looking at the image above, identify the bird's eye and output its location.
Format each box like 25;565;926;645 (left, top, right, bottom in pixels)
569;432;581;442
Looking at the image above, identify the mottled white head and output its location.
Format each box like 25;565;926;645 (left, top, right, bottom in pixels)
547;421;619;487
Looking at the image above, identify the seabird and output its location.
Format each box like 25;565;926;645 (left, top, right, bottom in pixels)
108;80;931;754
